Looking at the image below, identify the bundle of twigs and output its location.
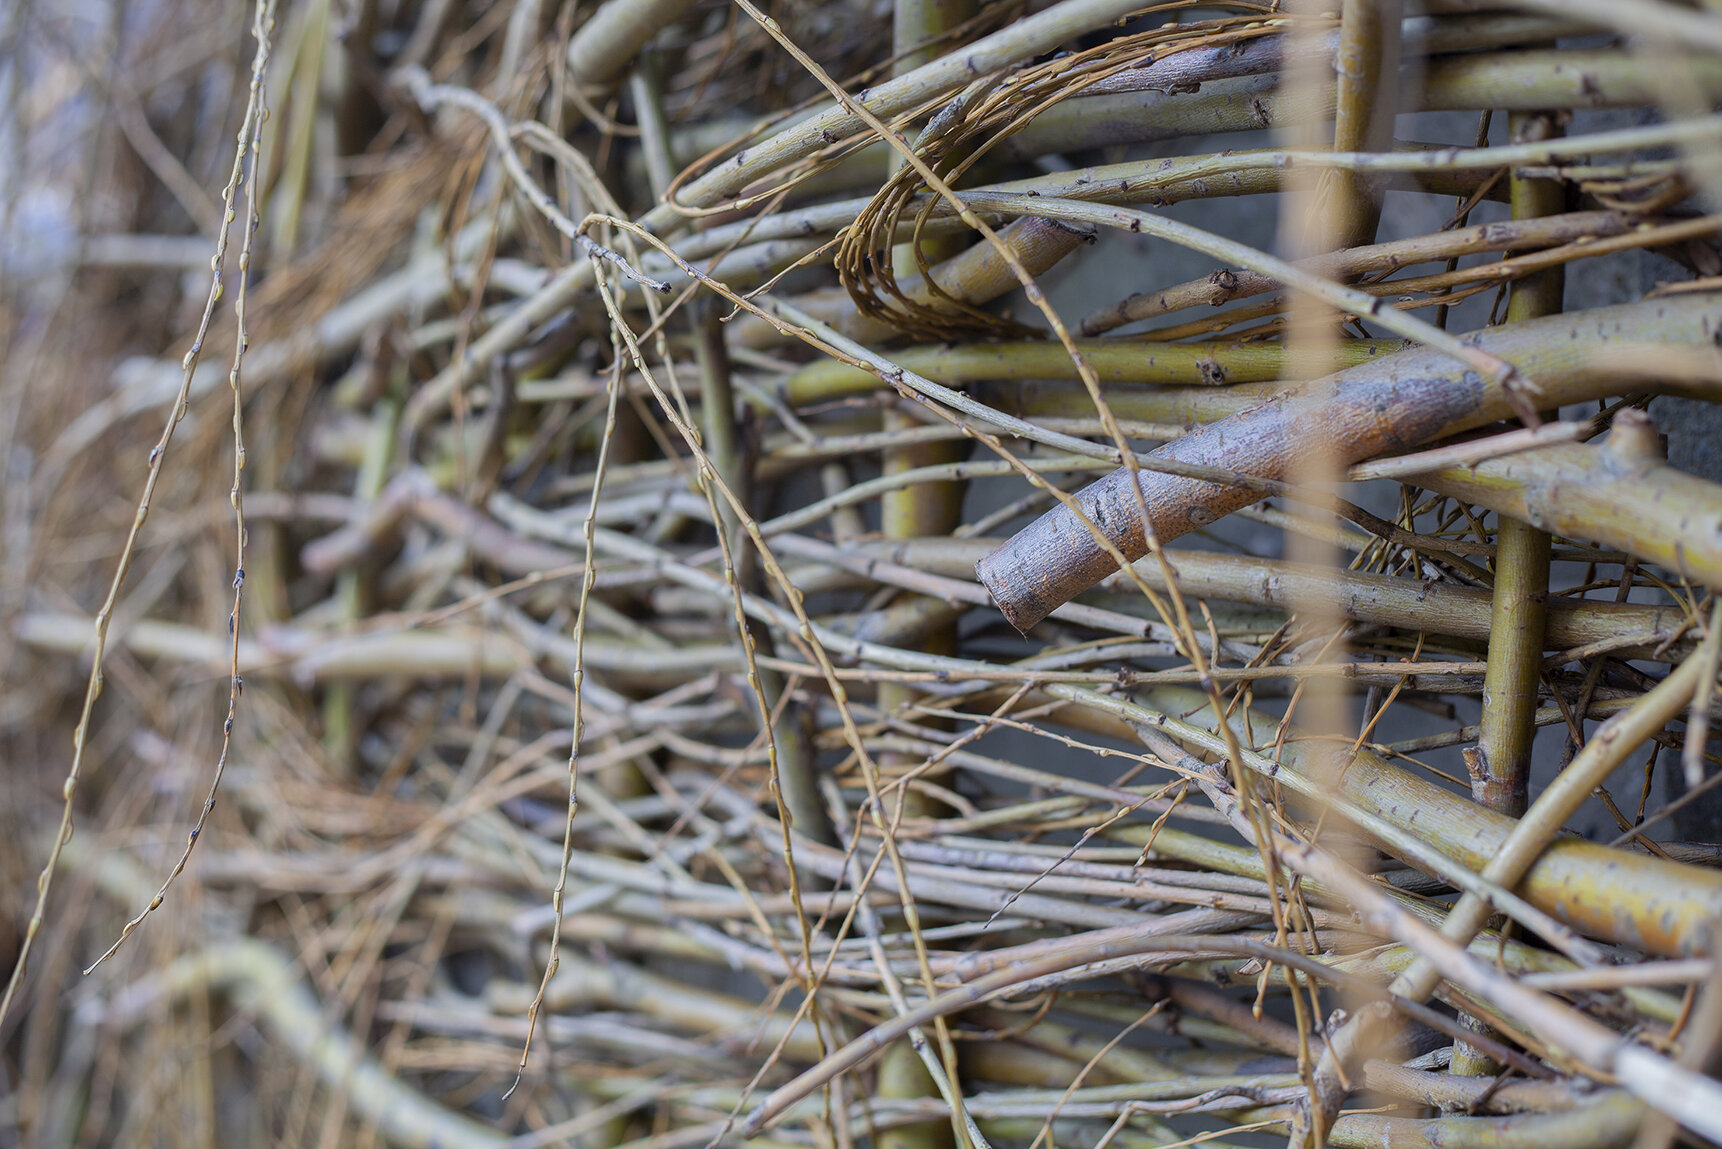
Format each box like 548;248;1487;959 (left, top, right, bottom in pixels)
6;1;1722;1147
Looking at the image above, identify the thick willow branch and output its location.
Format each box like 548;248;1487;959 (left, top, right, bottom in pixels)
1324;1097;1642;1149
1328;0;1399;250
96;940;503;1149
13;611;532;683
1469;114;1567;824
978;293;1722;631
639;0;1149;233
1413;410;1722;592
1093;684;1722;959
1097;548;1685;658
1081;12;1591;98
1285;842;1722;1143
853;536;1690;658
1001;49;1722;157
1498;0;1722;57
1302;626;1716;1133
565;0;702;88
783;338;1404;404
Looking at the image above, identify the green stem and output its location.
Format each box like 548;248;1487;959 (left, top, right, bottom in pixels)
870;538;1687;659
1454;110;1566;1077
325;397;398;775
1329;0;1399;249
1300;648;1715;1126
786;338;1404;404
696;298;832;846
565;0;702;88
1087;683;1722;960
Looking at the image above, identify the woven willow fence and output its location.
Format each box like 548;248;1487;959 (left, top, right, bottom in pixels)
6;1;1722;1147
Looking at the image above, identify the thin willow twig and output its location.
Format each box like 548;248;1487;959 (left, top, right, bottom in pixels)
0;0;278;1025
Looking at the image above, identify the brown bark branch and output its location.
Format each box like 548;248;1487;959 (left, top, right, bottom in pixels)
978;294;1722;631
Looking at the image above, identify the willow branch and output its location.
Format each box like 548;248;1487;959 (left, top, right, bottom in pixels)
978;293;1722;630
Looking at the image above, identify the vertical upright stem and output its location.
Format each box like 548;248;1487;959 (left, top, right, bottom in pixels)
1287;5;1395;1144
889;0;976;278
874;396;969;817
878;0;977;809
878;4;976;1147
629;52;676;206
1451;108;1564;1077
892;0;975;80
694;299;832;845
1468;520;1553;819
1329;0;1401;250
326;396;397;776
